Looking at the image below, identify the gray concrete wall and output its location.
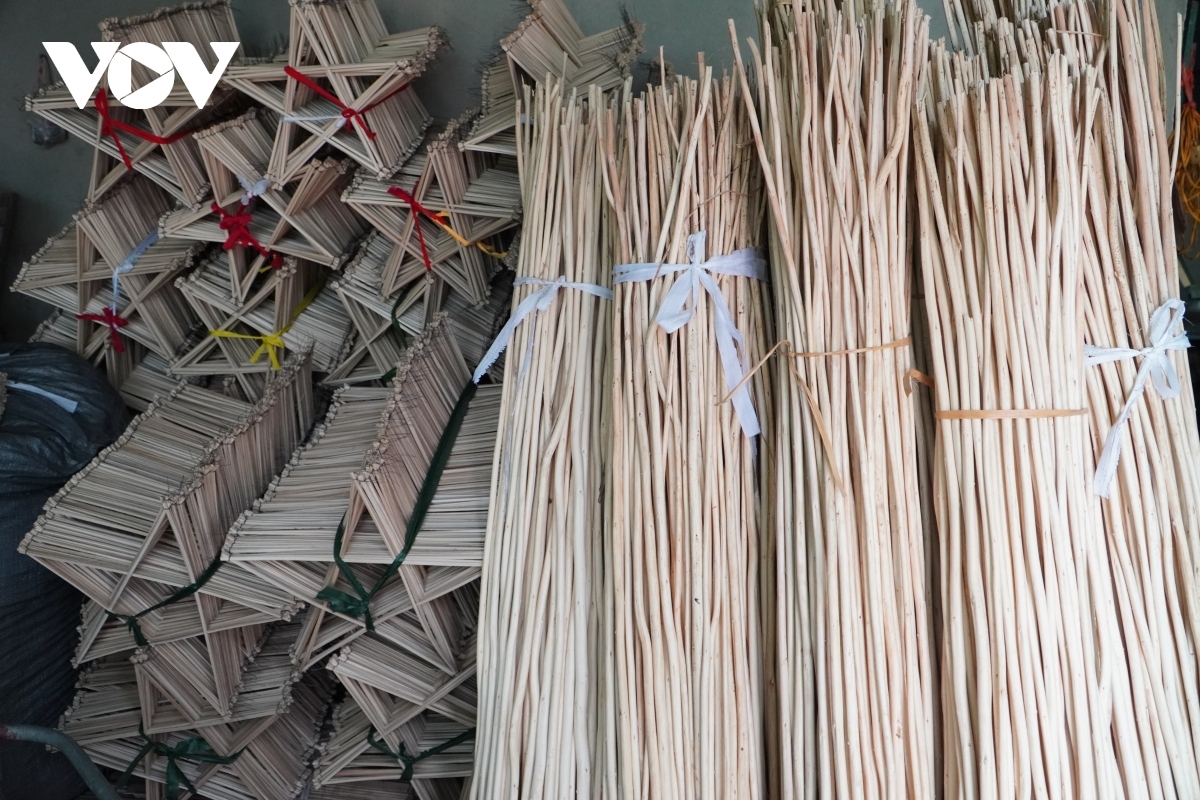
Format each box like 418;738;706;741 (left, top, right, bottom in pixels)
0;0;1182;340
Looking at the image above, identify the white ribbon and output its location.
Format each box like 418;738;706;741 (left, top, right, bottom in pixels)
612;231;768;438
1086;298;1191;497
6;382;78;413
110;230;158;313
237;174;271;206
473;276;613;384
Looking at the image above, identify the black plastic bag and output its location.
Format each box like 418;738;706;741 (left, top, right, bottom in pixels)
0;343;130;800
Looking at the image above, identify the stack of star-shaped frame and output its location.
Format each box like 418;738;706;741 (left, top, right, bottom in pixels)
224;317;495;665
223;317;499;791
341;114;520;307
161;106;368;303
324;229;513;385
25;0;242;205
460;0;643;154
20;353;315;730
222;0;445;185
8;175;203;387
167;249;352;400
59;627;337;800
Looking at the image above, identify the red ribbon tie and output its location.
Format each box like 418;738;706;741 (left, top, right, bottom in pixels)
386;185;438;271
211;202;283;268
284;66;377;140
77;307;130;353
94;89;193;170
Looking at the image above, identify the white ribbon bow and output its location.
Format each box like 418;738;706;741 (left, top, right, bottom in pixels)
1086;298;1191;497
110;230;158;313
612;231;768;438
237;174;271;206
473;276;614;384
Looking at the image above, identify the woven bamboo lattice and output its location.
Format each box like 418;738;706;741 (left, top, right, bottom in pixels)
325;230;513;386
60;642;335;800
222;0;445;184
460;0;643;155
342;114;520;304
26;0;242;204
20;353;315;725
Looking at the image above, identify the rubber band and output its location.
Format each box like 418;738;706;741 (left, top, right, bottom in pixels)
934;408;1087;419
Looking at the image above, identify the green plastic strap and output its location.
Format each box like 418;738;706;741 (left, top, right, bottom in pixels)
317;380;478;630
117;727;241;800
118;553;224;647
367;726;475;782
381;293;411;383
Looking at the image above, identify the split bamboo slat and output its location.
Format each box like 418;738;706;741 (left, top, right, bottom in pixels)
25;0;241;205
731;1;935;797
460;0;644;155
221;0;445;184
224;316;498;671
61;644;336;800
598;67;771;800
342;114;521;304
20;352;315;726
470;82;611;800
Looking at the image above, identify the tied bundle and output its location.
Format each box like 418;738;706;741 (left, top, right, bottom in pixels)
470;82;612;800
915;42;1142;798
733;1;936;797
600;67;771;800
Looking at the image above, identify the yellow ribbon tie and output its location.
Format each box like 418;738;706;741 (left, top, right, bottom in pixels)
432;211;509;260
207;276;326;371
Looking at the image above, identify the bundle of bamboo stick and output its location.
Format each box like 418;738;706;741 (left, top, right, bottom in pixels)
26;0;241;205
470;81;611;800
460;0;644;155
598;65;771;800
221;0;445;184
731;2;935;796
913;36;1154;796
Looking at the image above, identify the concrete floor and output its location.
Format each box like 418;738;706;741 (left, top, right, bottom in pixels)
0;0;1183;341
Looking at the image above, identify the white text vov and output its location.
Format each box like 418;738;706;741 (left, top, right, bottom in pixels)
42;42;240;109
